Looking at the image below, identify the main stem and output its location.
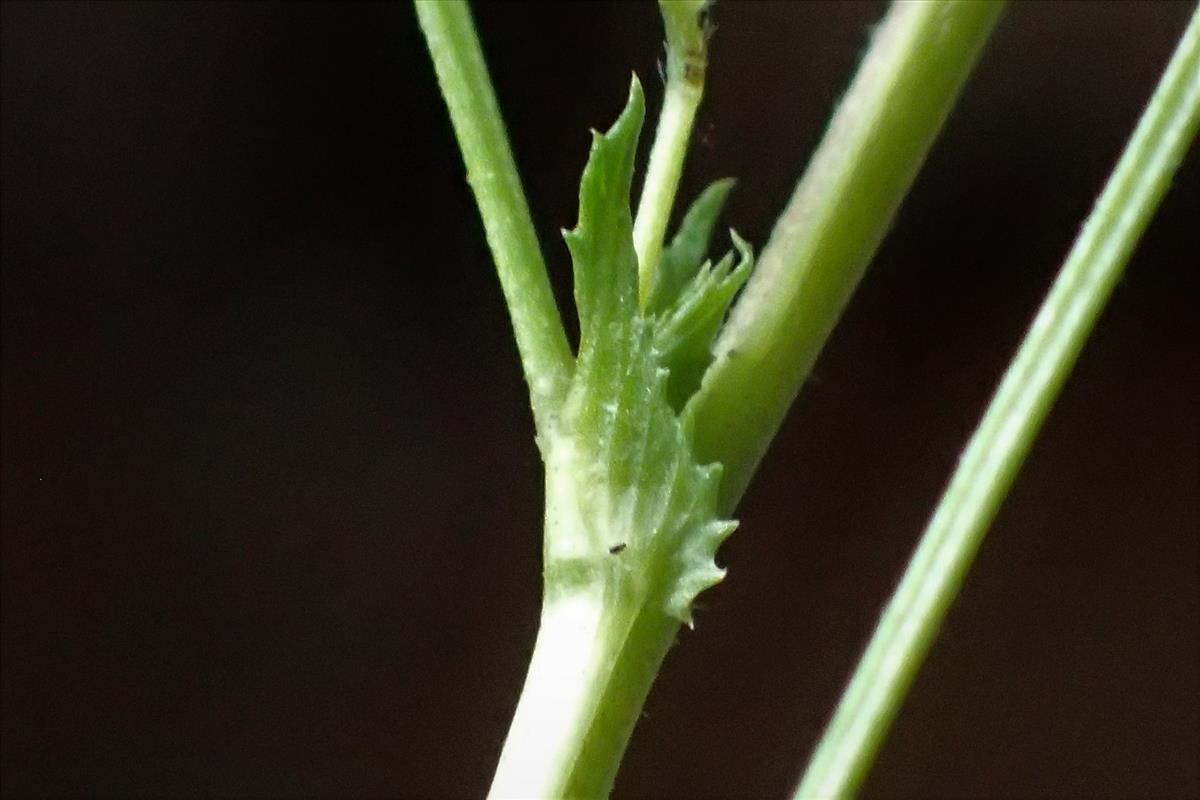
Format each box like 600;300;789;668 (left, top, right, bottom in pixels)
796;8;1200;798
414;0;572;428
489;586;679;799
687;0;1006;513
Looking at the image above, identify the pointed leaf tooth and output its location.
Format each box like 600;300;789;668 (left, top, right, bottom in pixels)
666;560;729;627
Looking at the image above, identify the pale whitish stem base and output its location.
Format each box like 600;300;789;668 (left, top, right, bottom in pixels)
488;590;678;799
489;593;610;799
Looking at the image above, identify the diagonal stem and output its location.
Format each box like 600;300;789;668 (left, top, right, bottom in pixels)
415;0;573;428
795;8;1200;798
686;0;1007;513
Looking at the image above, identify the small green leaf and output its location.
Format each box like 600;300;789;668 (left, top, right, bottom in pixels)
565;81;644;365
648;177;736;314
656;231;753;410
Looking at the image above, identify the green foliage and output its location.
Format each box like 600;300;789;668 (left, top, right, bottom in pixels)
546;76;746;625
418;1;1198;796
649;180;752;410
647;177;734;312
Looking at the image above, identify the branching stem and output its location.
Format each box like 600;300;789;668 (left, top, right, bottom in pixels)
418;1;1012;797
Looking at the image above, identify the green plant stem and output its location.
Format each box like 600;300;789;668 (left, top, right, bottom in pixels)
415;0;572;428
634;0;708;304
795;9;1200;799
488;586;680;799
635;80;702;303
686;0;1006;513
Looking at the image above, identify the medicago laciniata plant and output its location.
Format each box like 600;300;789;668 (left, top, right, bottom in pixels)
416;1;1200;796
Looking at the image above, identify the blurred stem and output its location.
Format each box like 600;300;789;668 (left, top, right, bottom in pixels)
634;0;708;304
796;8;1200;799
414;0;572;429
686;0;1006;513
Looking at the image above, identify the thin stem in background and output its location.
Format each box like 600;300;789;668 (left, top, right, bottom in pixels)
414;0;572;429
686;0;1007;513
795;8;1200;798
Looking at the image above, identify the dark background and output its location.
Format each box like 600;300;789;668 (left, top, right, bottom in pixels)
2;1;1197;797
